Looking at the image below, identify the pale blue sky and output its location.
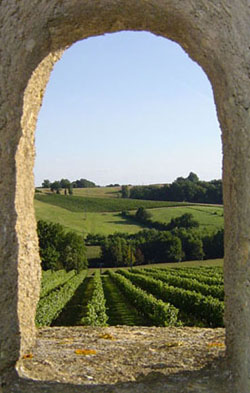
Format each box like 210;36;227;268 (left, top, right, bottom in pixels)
35;31;222;187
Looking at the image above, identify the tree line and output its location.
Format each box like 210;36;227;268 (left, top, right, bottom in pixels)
86;211;224;268
121;207;200;231
98;227;223;268
38;212;223;271
121;172;222;204
41;178;98;194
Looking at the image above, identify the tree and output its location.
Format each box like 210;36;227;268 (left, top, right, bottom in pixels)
173;228;204;260
50;181;61;194
37;220;64;270
167;213;199;230
127;243;136;269
60;178;71;189
68;185;73;195
73;178;97;188
121;185;130;198
202;229;224;259
37;220;88;271
100;236;137;267
128;175;222;204
42;179;51;188
59;232;88;272
139;231;182;263
187;172;199;183
135;207;152;223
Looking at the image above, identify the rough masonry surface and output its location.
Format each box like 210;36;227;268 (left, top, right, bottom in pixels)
0;1;250;392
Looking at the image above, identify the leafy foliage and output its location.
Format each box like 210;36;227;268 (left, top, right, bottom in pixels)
98;224;223;267
42;179;51;188
138;231;182;263
40;269;76;298
36;270;87;326
38;265;224;328
108;270;179;326
42;177;97;189
167;213;199;230
50;181;62;194
37;220;88;271
161;267;224;286
101;237;139;267
121;185;130;198
72;178;97;188
134;268;224;300
82;271;108;326
129;173;222;204
118;270;224;327
123;209;200;232
135;207;152;222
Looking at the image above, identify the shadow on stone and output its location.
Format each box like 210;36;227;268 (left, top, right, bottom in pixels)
3;360;231;393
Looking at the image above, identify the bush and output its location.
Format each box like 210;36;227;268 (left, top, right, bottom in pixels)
135;207;152;222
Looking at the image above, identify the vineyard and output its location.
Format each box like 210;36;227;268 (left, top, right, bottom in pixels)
36;265;224;328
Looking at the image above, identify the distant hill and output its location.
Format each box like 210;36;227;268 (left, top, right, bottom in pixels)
35;192;189;213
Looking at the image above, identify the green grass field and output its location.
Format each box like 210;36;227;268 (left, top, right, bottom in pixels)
35;199;145;236
37;186;122;198
71;186;121;198
35;188;224;238
149;205;223;233
35;192;190;213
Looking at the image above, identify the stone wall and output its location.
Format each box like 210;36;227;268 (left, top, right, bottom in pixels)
0;1;250;392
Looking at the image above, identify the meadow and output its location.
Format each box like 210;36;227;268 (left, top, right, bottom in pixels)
149;205;223;233
35;192;190;213
35;187;224;263
35;188;223;236
38;186;122;198
34;199;143;236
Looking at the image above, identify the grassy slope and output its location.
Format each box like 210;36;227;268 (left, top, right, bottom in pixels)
35;199;144;236
149;205;223;233
35;187;224;264
35;196;224;237
38;186;121;198
35;193;190;213
72;186;121;198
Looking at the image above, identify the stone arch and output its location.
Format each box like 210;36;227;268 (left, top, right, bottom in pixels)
0;1;250;391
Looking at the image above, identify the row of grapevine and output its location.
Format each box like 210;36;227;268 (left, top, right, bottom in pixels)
151;268;224;286
133;268;224;300
82;271;108;326
168;266;223;279
108;270;178;326
36;270;87;326
40;269;76;298
118;270;224;327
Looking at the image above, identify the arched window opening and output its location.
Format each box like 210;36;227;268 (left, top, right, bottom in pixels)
23;31;225;386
